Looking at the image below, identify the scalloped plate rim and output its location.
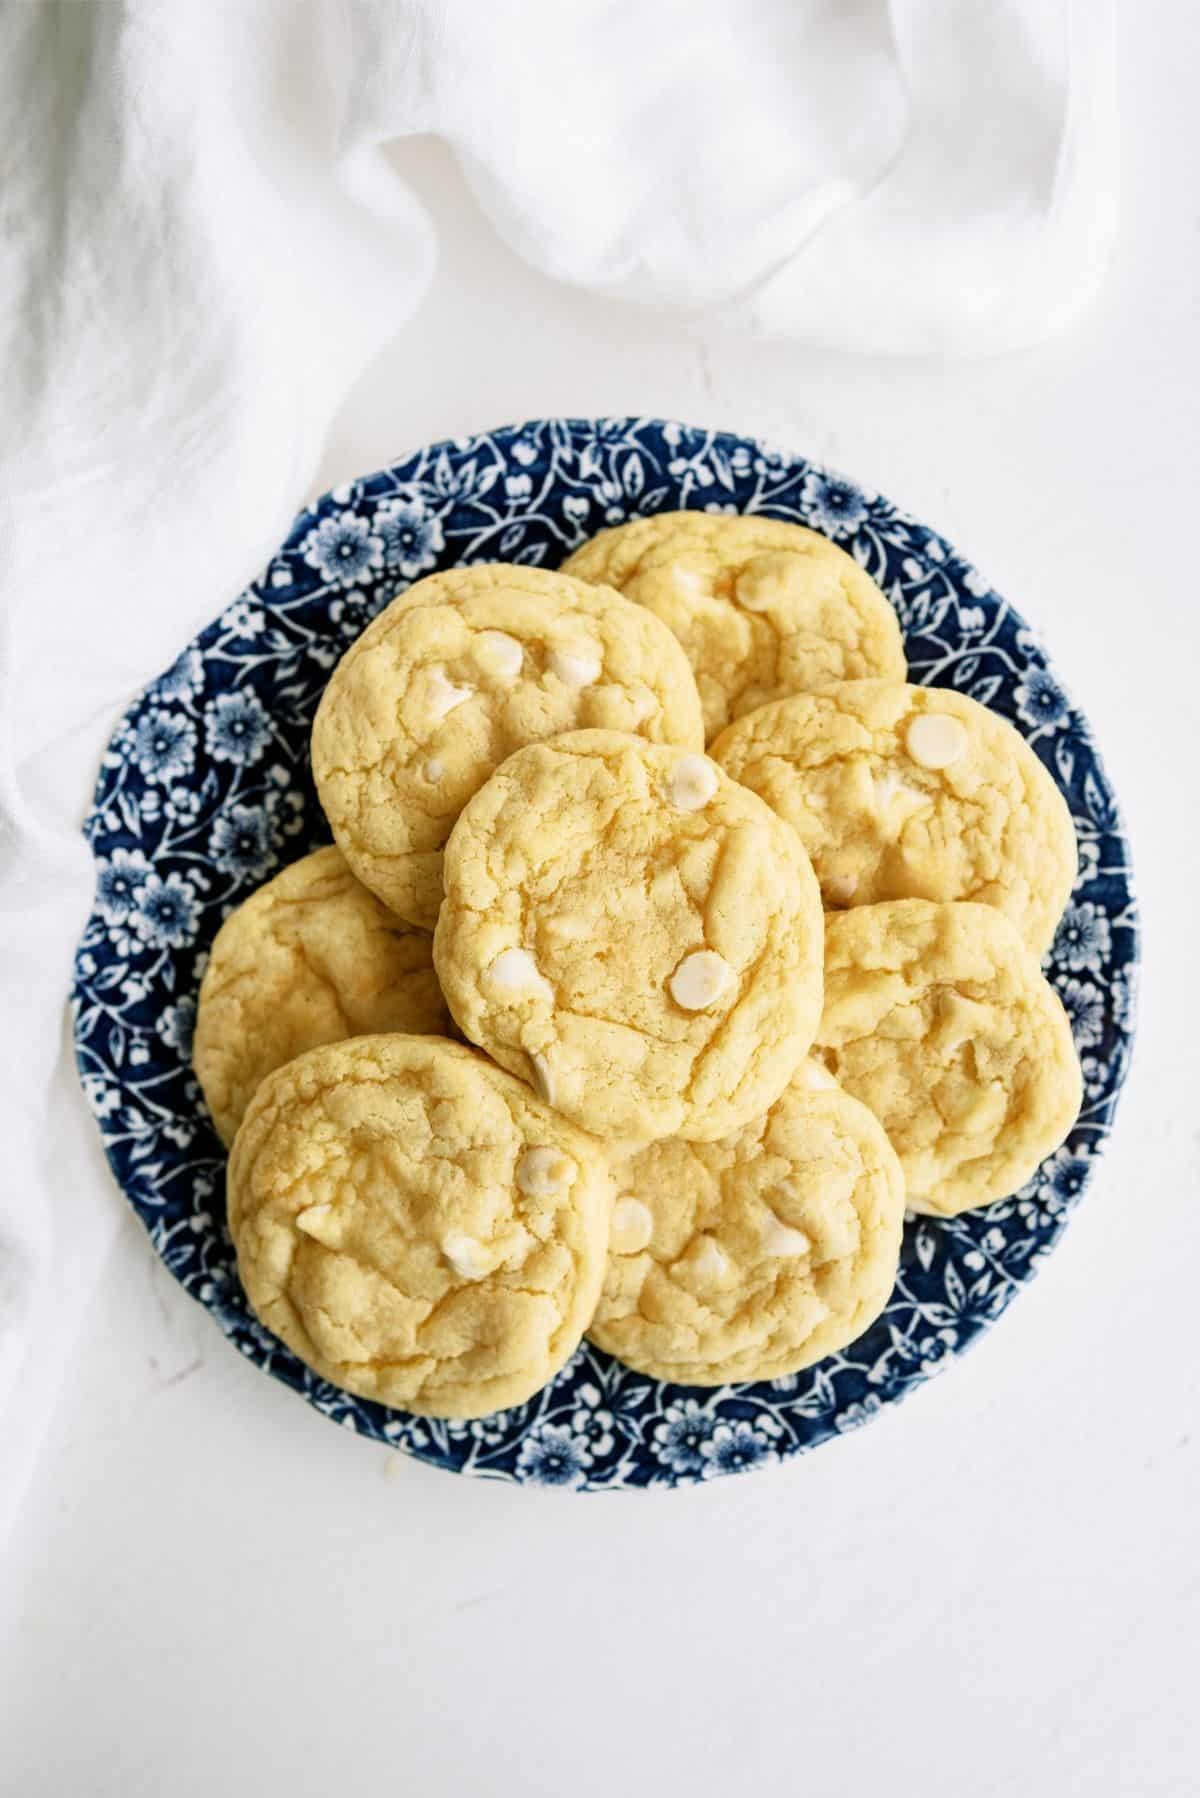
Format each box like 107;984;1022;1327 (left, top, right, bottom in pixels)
70;415;1139;1491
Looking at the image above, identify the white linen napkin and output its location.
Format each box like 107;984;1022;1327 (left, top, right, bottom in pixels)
0;0;1116;1541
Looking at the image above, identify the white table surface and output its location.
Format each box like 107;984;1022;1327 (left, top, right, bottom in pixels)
5;15;1199;1795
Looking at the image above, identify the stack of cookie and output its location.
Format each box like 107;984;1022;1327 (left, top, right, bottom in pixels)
195;517;1081;1420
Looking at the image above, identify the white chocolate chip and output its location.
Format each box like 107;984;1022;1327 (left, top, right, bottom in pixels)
873;769;917;812
666;754;719;813
441;1231;493;1281
516;1146;577;1199
672;566;710;600
611;1196;654;1254
669;950;735;1011
823;870;859;904
295;1203;340;1246
932;990;985;1055
484;947;553;1003
734;573;774;613
803;1061;838;1091
528;1051;555;1106
547;646;601;688
425;666;473;720
473;630;524;681
628;685;657;724
761;1212;813;1258
688;1234;729;1282
905;712;968;771
422;757;445;783
734;552;805;612
814;1202;859;1259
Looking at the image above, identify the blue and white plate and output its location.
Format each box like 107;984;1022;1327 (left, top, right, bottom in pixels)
71;418;1138;1489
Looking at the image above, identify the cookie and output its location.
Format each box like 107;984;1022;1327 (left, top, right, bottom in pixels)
588;1062;905;1385
814;900;1082;1215
433;730;824;1145
712;681;1077;955
227;1035;613;1418
311;563;704;929
194;846;450;1145
562;510;905;740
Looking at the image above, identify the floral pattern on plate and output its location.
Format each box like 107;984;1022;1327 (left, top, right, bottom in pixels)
71;417;1138;1489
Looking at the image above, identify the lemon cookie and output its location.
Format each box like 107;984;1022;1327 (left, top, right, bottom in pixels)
562;510;904;740
814;900;1082;1216
228;1035;613;1418
311;563;704;929
712;681;1076;956
194;846;450;1144
433;730;824;1145
589;1062;905;1386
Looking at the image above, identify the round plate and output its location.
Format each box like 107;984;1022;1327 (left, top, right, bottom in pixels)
71;418;1138;1489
